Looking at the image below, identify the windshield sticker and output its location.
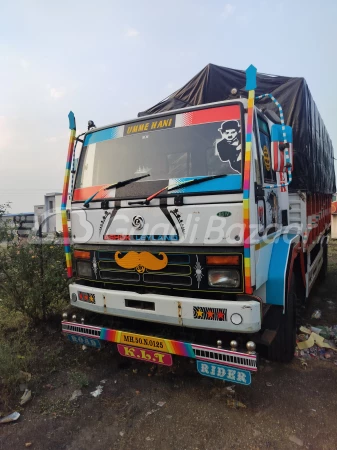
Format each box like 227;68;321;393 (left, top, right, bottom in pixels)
84;126;124;146
215;120;242;173
124;116;175;136
170;208;185;235
176;105;240;127
83;105;241;146
99;210;110;235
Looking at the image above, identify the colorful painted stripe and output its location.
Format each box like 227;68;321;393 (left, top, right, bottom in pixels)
84;125;124;146
62;111;76;278
254;237;274;251
243;65;257;295
82;106;241;147
175;105;241;127
73;175;242;202
100;328;194;358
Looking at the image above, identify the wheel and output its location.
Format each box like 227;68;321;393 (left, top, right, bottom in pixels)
268;278;298;363
317;239;328;283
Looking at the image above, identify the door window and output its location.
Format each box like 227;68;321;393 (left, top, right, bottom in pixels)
258;117;275;183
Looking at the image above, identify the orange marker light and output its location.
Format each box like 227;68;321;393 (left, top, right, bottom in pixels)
206;255;240;266
74;250;91;260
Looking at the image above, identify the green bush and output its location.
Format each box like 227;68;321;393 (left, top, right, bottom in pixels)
0;341;34;389
0;241;69;322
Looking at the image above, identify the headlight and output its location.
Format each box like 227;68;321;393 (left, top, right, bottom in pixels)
208;269;240;288
77;261;92;278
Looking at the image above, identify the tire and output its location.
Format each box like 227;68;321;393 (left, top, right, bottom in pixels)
268;278;298;363
317;240;328;283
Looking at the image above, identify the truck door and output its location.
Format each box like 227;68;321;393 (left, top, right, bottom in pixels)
257;116;280;233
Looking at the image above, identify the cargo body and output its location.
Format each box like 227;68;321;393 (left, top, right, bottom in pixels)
62;65;335;385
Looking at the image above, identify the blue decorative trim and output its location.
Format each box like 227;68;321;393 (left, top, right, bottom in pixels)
271;124;293;143
266;234;298;306
245;65;257;91
84;126;122;146
68;111;76;130
169;175;242;193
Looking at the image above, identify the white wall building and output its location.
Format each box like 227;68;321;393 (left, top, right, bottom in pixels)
34;205;45;230
34;193;70;234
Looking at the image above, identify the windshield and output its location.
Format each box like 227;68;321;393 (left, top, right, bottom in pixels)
74;104;243;201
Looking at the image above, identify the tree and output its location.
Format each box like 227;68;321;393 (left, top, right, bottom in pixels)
0;202;10;217
0;202;12;242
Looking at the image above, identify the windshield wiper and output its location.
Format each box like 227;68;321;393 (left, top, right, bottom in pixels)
83;173;150;208
128;173;228;206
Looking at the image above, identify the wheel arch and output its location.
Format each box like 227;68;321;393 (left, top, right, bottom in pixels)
266;233;301;308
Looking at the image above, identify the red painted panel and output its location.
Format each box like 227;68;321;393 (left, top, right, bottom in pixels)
181;105;241;126
73;185;107;202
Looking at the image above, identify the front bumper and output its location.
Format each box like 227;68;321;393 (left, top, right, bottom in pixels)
69;283;261;333
62;320;258;373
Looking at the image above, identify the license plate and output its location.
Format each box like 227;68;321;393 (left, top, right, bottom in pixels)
67;334;101;349
120;332;168;352
196;360;251;385
117;344;172;366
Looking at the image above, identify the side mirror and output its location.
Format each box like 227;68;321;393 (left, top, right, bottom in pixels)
271;124;293;172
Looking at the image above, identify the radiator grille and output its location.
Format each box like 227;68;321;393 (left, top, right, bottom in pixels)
98;252;192;287
76;247;244;296
100;271;140;282
144;273;192;286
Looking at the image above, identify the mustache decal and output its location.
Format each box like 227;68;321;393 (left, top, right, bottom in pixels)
115;251;168;274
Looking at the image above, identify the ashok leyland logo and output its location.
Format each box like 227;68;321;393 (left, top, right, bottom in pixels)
132;215;145;230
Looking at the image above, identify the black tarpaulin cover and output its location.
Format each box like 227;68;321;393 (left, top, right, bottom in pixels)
139;64;336;194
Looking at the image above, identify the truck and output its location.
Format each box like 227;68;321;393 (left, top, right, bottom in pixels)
61;64;336;386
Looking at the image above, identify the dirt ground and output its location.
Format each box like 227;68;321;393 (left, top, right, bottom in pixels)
1;241;337;450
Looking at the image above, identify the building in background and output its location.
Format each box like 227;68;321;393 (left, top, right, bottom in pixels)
43;192;61;233
34;205;45;231
34;193;70;234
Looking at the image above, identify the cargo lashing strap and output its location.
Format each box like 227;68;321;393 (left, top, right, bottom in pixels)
256;93;292;189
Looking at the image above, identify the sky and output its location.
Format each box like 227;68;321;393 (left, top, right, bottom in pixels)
1;0;337;212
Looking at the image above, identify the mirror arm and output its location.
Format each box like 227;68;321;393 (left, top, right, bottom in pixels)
279;142;290;151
